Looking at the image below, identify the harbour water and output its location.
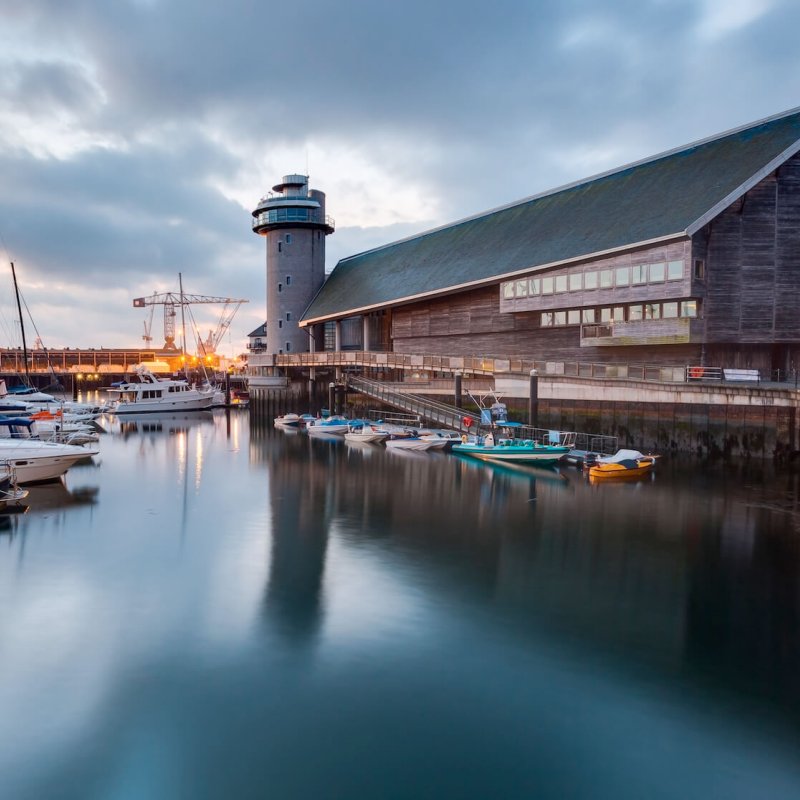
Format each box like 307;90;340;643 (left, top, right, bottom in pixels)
1;409;800;798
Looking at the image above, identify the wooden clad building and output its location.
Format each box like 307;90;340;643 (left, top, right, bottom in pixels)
301;109;800;377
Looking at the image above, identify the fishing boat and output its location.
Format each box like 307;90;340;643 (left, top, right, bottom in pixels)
106;367;214;414
452;436;570;465
587;449;657;480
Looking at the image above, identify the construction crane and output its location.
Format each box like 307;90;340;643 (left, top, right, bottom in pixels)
133;290;248;352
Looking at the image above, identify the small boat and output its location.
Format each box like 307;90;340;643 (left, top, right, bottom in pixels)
274;413;303;428
344;422;389;444
587;449;658;480
452;436;570;465
0;464;28;511
306;416;350;436
385;436;438;452
418;430;461;451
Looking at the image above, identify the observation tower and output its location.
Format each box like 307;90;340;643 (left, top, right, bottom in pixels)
251;175;334;356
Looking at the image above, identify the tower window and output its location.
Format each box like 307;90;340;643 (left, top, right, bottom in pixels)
285;234;292;244
317;232;321;240
286;312;291;321
286;342;291;352
278;242;282;252
278;283;282;292
694;259;705;280
278;320;283;328
286;275;291;285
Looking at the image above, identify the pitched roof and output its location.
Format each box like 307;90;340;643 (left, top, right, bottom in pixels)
302;108;800;324
248;323;266;337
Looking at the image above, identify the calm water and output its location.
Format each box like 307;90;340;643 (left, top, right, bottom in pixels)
1;409;800;799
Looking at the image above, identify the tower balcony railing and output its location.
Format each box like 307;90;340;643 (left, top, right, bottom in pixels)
252;209;335;231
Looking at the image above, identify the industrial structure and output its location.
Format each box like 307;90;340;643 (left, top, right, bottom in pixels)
251;174;334;357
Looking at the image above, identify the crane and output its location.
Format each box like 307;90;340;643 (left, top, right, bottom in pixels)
133;289;248;352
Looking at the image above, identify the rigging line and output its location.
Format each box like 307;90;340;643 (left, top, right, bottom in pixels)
18;282;59;384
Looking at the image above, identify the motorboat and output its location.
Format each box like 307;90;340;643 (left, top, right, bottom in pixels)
0;438;99;483
586;449;658;480
452;437;570;465
344;422;390;444
274;413;302;429
306;416;350;436
385;436;438;452
105;367;214;414
418;430;461;451
0;415;99;445
0;464;28;511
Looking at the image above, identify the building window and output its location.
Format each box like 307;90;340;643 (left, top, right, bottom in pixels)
502;282;514;299
693;259;705;280
649;262;665;282
278;320;283;328
663;302;679;318
600;307;612;322
644;303;661;320
615;266;630;287
681;300;698;318
555;275;568;293
628;304;643;321
541;277;554;295
567;309;581;325
631;264;647;285
569;273;582;291
541;312;554;327
612;306;625;322
278;283;283;292
667;260;684;280
286;342;291;351
286;312;291;321
279;349;283;354
286;275;292;286
581;308;596;324
554;310;567;325
599;269;613;288
278;242;282;252
529;277;540;295
515;279;528;297
584;271;598;290
286;234;292;244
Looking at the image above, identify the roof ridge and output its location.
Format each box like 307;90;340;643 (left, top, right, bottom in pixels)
337;106;800;265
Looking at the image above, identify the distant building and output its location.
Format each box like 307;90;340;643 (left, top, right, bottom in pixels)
251;175;334;357
247;323;267;354
297;108;800;377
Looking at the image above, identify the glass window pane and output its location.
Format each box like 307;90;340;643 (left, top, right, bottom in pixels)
582;308;596;323
567;309;580;325
529;278;540;295
600;269;613;288
554;311;567;325
644;303;660;320
628;304;643;321
584;271;598;290
502;282;514;299
612;306;625;322
569;273;582;291
631;264;647;285
542;277;554;295
600;307;612;322
681;300;698;318
649;262;665;282
555;275;568;293
667;260;684;280
541;312;553;327
615;267;630;287
663;302;678;318
515;280;528;297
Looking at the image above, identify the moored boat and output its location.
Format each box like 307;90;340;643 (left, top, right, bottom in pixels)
452;437;570;465
587;449;658;480
306;416;350;436
0;438;99;483
106;367;214;414
385;436;438;452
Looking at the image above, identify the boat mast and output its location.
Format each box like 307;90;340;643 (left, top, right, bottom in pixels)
10;262;31;387
179;272;188;380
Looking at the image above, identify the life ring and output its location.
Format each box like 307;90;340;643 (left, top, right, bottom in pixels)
689;367;704;379
463;416;474;428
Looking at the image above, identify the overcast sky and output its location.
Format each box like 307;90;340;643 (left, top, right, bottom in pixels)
0;0;798;354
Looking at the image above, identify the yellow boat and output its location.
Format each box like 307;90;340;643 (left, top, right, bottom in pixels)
587;450;658;480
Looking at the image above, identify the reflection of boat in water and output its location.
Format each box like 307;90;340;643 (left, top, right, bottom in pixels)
23;480;99;511
587;450;658;480
455;452;570;484
106;411;215;436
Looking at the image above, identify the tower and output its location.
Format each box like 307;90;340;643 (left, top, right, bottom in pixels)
251;175;334;356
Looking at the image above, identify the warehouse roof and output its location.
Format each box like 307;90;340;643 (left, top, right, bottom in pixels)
302;107;800;324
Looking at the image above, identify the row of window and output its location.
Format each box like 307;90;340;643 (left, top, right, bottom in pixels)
541;300;699;327
277;276;292;292
502;259;687;300
277;313;292;328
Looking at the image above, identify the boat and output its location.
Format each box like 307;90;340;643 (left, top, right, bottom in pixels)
0;438;99;483
105;367;215;414
0;464;28;511
452;436;570;465
274;413;303;429
587;449;658;480
418;430;461;451
344;422;389;444
385;436;438;452
306;416;350;436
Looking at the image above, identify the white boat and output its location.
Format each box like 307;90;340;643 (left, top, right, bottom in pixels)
274;413;303;429
0;439;99;483
344;422;389;444
306;416;350;436
385;437;438;452
106;367;214;414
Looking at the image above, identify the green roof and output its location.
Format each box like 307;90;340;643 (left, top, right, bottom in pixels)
302;108;800;323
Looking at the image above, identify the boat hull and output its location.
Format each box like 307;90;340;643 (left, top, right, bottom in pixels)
588;460;655;479
452;443;570;465
0;442;99;483
111;396;214;414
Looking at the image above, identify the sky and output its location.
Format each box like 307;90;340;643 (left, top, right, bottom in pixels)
0;0;798;355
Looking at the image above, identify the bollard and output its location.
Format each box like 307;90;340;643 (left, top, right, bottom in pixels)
528;369;538;428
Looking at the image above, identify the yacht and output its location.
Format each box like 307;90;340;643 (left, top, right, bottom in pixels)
0;439;99;483
106;368;214;414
